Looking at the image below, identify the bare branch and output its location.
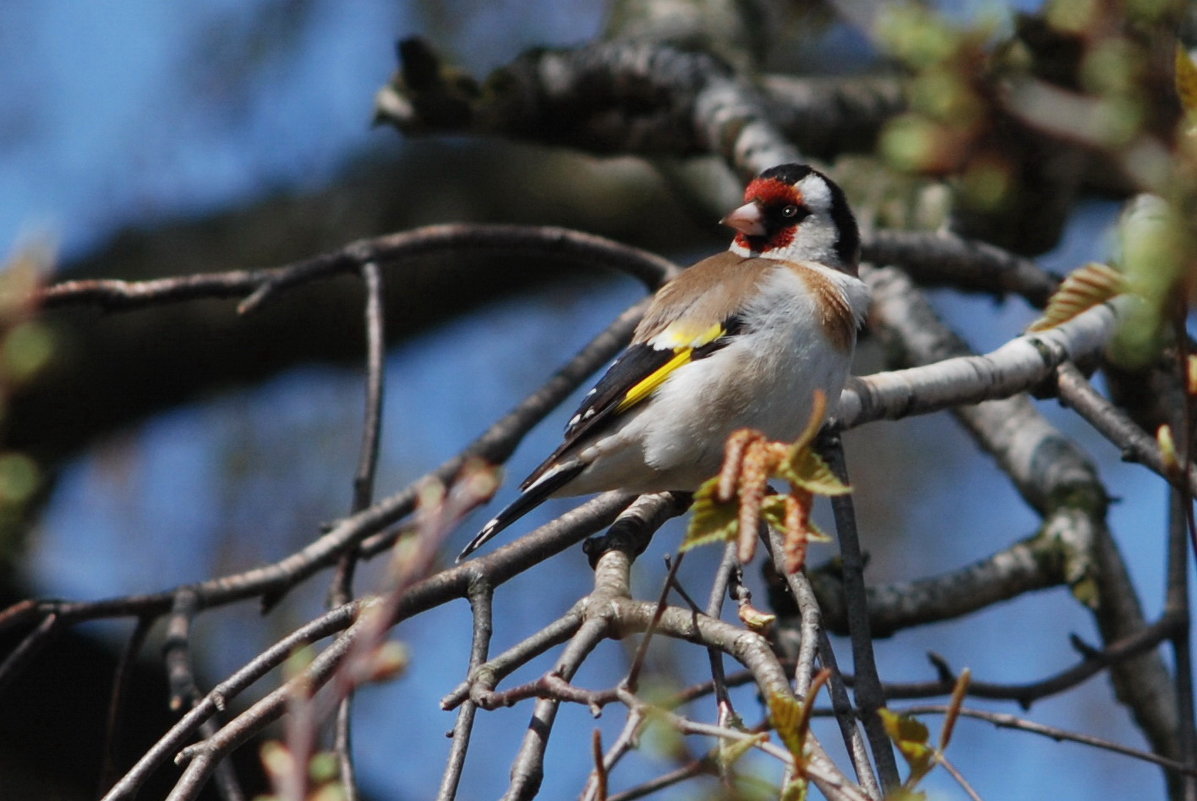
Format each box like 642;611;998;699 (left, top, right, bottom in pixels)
862;229;1059;306
436;583;494;801
820;435;899;792
902;704;1197;778
764;528;880;798
810;526;1065;635
39;224;678;312
862;260;1180;765
376;39;799;178
100;615;158;798
102;602;362;801
327;260;387;800
1056;361;1197;498
837;268;1121;434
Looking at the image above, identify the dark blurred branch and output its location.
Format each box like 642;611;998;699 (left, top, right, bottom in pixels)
39;224;676;312
760;74;905;161
809;526;1065;636
14;154;689;468
376;38;804;178
862;229;1059;307
100;615;157;798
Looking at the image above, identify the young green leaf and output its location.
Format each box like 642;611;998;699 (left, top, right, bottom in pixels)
779;448;851;496
880;709;936;785
717;730;769;768
767;691;806;764
680;477;741;551
759;496;791;534
780;777;809;801
1176;45;1197;116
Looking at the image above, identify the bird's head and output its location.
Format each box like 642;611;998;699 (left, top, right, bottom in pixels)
721;164;860;275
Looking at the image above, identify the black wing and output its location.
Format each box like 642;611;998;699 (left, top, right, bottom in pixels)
520;316;744;490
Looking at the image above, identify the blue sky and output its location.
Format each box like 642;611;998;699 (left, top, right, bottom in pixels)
5;2;1184;800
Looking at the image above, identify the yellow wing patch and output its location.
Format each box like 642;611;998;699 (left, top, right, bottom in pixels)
650;321;727;349
617;348;693;411
617;321;728;412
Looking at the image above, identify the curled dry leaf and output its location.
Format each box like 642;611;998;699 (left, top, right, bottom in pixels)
1026;262;1126;333
681;391;848;573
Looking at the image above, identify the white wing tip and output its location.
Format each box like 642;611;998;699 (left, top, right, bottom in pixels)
456;518;500;562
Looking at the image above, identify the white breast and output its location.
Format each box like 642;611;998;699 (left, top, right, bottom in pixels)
567;263;868;495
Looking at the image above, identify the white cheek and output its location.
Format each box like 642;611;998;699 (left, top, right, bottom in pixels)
729;239;753;258
797;173;832;210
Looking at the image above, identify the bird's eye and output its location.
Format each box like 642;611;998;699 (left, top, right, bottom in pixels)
780;204;802;219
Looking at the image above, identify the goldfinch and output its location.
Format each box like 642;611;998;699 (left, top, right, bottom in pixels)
458;164;869;560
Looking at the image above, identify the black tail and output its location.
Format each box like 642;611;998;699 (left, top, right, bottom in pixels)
456;460;586;561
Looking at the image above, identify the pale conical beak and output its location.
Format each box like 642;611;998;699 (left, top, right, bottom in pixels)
720;201;766;237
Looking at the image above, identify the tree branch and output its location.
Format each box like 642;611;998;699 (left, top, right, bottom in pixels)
862;260;1180;769
376;38;799;178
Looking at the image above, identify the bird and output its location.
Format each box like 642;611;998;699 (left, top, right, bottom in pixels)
458;163;870;561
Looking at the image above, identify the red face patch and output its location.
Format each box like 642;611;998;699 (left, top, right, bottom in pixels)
744;177;803;208
734;178;805;253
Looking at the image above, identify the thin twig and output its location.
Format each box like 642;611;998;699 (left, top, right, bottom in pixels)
816;626;879;798
351;260;387;515
884;613;1183;707
0;612;59;694
502;545;637;800
328;260;387;801
763;527;879;798
159;593;247;798
1169;488;1197;800
101;602;362;801
200;716;248;801
937;755;984;801
667;603;1182;717
581;708;648;801
332;700;356;801
436;582;494;801
902;704;1197;777
626;552;685;692
605;756;714;801
591;728;608;801
504;618;612;801
1056;361;1197;498
820;432;898;792
662;711;868;801
38;224;679;312
99;614;157;796
445;608;585;710
164;589;201;711
703;544;740;731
